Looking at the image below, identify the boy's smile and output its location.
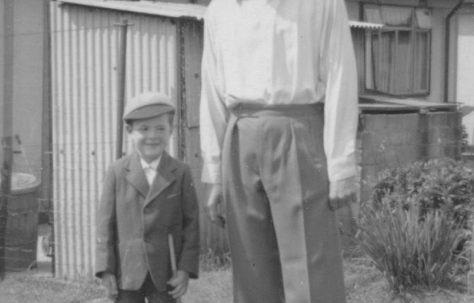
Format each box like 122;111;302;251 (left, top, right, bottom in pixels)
127;114;173;163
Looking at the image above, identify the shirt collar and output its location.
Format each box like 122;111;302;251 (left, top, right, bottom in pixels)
139;155;161;171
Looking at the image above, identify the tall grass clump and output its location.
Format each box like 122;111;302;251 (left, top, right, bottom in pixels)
358;158;474;293
358;198;468;292
200;249;232;272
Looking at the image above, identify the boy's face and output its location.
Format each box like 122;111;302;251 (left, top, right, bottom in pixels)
126;114;173;163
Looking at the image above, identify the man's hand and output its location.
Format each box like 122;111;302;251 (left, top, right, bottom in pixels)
206;184;225;228
101;273;118;299
167;270;190;299
329;176;357;211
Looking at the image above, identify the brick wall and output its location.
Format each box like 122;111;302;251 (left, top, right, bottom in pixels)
357;110;462;203
338;110;461;250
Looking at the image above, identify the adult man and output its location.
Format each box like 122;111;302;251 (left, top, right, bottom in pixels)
200;0;358;302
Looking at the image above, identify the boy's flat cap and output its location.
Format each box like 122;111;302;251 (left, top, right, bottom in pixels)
123;92;175;121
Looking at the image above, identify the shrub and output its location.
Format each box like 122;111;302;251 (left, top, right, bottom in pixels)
358;197;468;292
358;158;474;293
200;249;232;272
372;158;474;228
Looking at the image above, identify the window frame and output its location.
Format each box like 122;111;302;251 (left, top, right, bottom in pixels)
364;6;432;97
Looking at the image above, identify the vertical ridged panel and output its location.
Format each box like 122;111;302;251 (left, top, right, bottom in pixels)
51;3;177;280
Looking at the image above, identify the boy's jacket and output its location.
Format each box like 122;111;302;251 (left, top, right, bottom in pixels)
95;151;199;291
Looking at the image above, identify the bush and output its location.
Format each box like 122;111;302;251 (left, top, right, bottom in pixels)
358;198;468;292
372;158;474;228
358;158;474;293
200;249;232;272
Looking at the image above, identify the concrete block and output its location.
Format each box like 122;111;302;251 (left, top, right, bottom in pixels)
387;132;408;146
428;112;447;126
356;137;363;150
425;144;444;158
393;147;418;166
444;143;461;158
397;113;419;130
361;149;387;166
446;114;462;128
358;109;463;203
359;130;376;151
360;164;384;187
363;114;388;130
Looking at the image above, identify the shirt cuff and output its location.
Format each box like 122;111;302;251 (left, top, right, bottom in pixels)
327;159;357;182
201;161;222;184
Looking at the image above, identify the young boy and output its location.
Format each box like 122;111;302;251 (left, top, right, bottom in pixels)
95;92;199;303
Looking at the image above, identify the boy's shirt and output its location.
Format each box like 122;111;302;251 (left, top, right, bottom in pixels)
140;155;161;185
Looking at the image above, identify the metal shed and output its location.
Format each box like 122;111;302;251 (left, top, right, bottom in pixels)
50;0;224;280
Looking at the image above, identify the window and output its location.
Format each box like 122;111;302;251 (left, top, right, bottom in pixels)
364;5;431;96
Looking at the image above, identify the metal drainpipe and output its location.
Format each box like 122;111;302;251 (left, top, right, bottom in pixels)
444;0;465;103
1;0;15;280
41;0;54;275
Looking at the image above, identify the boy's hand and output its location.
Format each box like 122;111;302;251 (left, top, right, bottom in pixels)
206;184;225;228
167;270;189;299
101;273;118;299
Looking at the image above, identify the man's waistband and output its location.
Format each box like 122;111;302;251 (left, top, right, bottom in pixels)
229;103;323;118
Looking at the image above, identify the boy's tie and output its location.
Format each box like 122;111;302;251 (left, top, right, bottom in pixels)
144;165;156;185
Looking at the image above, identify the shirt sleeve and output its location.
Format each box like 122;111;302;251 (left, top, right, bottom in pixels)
200;9;228;184
320;0;359;182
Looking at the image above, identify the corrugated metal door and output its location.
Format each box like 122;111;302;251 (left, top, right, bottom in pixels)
50;2;178;279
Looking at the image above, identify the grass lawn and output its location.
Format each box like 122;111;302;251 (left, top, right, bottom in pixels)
0;271;103;303
0;257;473;303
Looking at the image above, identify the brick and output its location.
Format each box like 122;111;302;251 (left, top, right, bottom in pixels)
359;114;380;130
428;112;447;126
426;143;446;158
446;114;462;128
361;164;391;185
358;110;463;202
444;143;461;158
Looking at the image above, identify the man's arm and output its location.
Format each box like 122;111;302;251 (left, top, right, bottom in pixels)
321;0;359;209
200;8;228;185
200;8;229;224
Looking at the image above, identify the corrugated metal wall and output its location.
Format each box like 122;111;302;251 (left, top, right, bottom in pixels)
50;2;179;279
